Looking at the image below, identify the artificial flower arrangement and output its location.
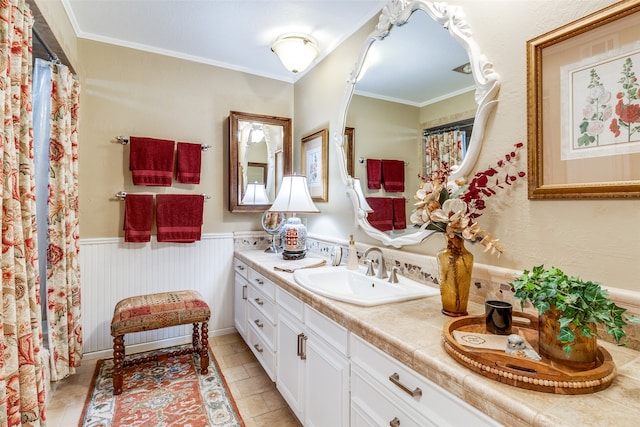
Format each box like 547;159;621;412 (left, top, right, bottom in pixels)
410;142;526;255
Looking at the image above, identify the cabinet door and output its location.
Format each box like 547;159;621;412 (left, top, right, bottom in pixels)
276;309;305;422
234;272;248;340
304;331;350;427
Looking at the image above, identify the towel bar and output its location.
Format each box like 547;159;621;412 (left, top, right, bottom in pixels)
115;136;212;151
114;191;211;201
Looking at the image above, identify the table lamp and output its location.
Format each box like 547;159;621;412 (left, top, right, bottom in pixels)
269;175;319;259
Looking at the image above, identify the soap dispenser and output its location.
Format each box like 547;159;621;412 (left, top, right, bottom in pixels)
347;235;359;270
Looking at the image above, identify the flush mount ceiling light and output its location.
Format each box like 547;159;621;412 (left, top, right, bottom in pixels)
271;33;319;73
452;62;472;75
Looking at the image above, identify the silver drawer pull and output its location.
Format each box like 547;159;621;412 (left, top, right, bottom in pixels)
390;417;400;427
253;344;263;353
255;278;264;285
389;372;422;398
254;319;264;328
242;285;247;300
254;298;264;306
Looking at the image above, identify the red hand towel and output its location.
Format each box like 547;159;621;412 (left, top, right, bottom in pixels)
123;194;154;243
129;136;175;186
392;197;406;230
366;159;382;190
382;159;405;192
176;142;202;184
365;197;393;232
156;194;204;243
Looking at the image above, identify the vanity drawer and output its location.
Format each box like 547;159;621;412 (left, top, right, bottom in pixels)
351;334;499;427
234;258;248;279
247;285;276;323
351;364;432;427
305;305;349;356
247;302;276;347
248;268;276;299
276;287;304;321
248;324;275;381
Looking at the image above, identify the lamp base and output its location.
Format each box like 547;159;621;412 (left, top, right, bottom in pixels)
282;250;306;260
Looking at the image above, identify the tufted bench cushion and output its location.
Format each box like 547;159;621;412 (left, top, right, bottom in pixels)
111;290;211;336
110;290;211;395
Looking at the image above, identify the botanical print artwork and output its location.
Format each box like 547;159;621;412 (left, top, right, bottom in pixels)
562;46;640;160
306;147;321;185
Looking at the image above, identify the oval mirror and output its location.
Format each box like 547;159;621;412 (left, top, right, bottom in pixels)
334;0;500;247
229;111;292;212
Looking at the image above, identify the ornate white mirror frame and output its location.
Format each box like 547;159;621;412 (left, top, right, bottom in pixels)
334;0;500;247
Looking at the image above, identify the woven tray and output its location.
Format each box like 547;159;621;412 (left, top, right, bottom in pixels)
442;313;616;394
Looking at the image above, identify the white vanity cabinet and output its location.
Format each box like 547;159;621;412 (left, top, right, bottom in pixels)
245;267;278;381
276;287;350;427
233;259;249;340
350;334;501;427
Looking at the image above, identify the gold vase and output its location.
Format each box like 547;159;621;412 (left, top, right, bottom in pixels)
437;234;473;317
539;306;598;369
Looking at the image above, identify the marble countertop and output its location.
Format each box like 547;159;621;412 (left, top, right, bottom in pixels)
235;250;640;426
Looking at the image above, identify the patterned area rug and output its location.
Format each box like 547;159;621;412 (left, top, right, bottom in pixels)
79;345;244;426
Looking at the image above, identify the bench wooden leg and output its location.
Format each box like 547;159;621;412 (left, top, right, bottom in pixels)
200;320;209;374
113;335;125;395
192;322;200;349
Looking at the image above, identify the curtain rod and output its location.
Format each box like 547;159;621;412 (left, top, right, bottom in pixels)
32;27;60;64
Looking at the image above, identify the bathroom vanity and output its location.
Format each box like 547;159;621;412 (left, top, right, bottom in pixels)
234;250;640;426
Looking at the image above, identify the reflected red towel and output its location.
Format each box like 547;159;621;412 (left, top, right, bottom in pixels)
382;159;405;192
123;194;153;243
393;197;406;230
176;142;202;184
129;136;175;186
156;194;204;243
366;159;382;190
365;197;393;232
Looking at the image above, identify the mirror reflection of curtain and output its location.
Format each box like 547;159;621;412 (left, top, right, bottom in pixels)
423;130;466;178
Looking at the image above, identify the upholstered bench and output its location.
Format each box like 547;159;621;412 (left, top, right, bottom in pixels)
110;290;211;395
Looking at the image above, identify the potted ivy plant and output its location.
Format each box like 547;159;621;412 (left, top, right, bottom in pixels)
510;265;638;367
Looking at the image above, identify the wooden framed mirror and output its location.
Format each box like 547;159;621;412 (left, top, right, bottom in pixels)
229;111;292;212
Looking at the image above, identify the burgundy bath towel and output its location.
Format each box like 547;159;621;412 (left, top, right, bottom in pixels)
366;158;382;190
156;194;204;243
123;194;154;243
129;136;175;186
176;142;202;184
382;159;405;192
392;197;406;230
365;197;393;232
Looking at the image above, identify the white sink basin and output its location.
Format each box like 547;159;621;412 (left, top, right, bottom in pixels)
293;265;439;306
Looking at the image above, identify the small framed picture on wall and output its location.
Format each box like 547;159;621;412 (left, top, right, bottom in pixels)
301;128;328;202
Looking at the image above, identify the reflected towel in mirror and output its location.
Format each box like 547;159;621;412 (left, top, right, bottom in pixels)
365;197;393;231
382;159;404;192
366;158;382;190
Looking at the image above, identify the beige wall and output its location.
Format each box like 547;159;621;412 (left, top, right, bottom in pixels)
39;0;640;292
76;39;293;237
296;0;640;292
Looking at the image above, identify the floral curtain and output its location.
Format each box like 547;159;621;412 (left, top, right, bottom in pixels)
0;0;47;425
46;62;82;381
423;130;466;178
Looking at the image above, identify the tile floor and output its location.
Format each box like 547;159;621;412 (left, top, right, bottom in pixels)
46;332;301;426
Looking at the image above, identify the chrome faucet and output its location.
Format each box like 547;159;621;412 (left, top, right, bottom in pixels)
363;247;388;279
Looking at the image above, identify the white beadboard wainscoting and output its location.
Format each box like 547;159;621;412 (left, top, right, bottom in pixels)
80;233;235;358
